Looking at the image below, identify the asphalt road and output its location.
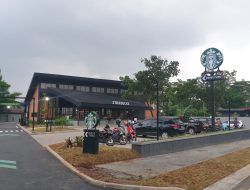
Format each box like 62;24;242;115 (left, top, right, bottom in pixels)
0;122;113;190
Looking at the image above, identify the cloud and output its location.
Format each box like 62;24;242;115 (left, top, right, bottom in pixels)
0;0;250;95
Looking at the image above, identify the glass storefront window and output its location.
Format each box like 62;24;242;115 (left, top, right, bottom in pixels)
59;84;74;90
76;86;90;92
41;83;56;89
92;87;104;93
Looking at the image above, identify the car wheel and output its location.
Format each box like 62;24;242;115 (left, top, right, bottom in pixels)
188;128;195;135
161;132;169;139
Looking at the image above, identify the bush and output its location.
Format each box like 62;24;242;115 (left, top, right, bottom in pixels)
65;137;73;148
54;116;70;126
74;136;83;147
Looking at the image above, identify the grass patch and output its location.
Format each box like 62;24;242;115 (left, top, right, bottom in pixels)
50;139;250;190
136;147;250;190
50;143;140;169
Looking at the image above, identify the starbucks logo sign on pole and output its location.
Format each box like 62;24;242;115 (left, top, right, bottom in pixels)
85;112;99;129
200;48;223;71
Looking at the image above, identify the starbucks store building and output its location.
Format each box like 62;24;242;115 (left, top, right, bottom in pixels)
25;73;147;124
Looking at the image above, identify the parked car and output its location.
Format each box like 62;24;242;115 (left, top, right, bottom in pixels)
192;117;216;132
163;117;186;134
135;118;185;139
182;118;204;134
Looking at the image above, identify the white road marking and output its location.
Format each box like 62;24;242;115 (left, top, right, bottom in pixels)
0;130;23;133
0;134;20;137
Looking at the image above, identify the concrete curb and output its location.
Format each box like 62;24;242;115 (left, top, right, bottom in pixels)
17;124;50;148
45;145;184;190
204;164;250;190
17;124;32;135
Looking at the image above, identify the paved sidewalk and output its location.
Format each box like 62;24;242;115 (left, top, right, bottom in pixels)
204;164;250;190
232;174;250;190
31;129;83;146
29;125;136;148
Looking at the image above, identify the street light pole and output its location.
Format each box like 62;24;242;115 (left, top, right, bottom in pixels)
45;97;49;132
228;100;231;130
32;98;35;132
156;80;159;141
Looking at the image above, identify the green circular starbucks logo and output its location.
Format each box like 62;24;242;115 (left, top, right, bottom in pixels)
201;48;223;71
85;112;98;129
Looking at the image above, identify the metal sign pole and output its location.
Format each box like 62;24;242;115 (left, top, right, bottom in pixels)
200;48;224;131
210;73;215;131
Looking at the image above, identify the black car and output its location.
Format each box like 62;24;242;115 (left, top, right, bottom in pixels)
135;118;185;139
182;118;204;134
177;116;213;134
164;117;186;134
191;117;214;132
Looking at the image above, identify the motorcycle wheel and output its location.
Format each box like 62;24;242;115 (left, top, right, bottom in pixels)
119;136;127;145
106;137;114;146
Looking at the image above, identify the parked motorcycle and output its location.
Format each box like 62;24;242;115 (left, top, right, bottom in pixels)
222;120;245;130
126;122;136;143
112;119;127;145
99;124;114;146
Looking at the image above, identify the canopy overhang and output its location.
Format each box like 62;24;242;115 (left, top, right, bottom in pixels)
46;88;147;110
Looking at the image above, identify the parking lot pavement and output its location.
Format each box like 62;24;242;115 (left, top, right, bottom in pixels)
29;123;152;147
97;139;250;179
31;128;83;146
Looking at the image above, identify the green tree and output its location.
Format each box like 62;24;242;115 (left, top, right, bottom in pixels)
165;78;209;116
164;70;237;117
0;73;21;112
120;55;180;117
223;80;250;109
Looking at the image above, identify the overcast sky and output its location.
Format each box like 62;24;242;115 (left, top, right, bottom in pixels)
1;0;250;95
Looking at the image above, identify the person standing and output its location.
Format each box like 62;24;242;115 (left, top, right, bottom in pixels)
233;117;239;128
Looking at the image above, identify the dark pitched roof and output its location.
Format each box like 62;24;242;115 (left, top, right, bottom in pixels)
25;72;124;102
46;88;146;109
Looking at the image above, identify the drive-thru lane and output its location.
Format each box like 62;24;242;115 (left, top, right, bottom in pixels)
0;122;113;190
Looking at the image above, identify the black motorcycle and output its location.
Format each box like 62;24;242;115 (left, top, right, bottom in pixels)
99;125;114;146
112;127;127;145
